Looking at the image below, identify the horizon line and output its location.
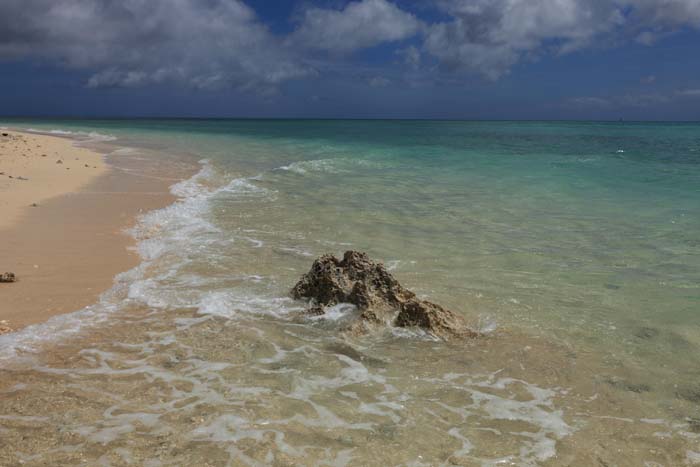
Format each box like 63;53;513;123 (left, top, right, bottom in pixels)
1;116;700;124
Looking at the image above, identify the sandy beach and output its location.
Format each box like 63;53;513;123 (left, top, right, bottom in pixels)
0;130;181;334
0;130;108;229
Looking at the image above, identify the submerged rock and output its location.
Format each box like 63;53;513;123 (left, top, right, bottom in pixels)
687;417;700;433
634;326;659;339
676;386;700;404
291;251;477;340
0;272;16;283
604;377;651;394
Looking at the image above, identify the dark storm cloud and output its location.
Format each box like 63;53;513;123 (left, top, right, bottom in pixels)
1;0;700;90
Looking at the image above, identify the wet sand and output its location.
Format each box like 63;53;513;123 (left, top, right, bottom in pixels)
0;131;191;332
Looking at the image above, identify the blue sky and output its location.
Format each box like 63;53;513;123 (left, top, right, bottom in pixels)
1;0;699;120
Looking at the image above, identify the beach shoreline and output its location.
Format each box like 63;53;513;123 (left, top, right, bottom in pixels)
0;129;193;333
0;120;699;465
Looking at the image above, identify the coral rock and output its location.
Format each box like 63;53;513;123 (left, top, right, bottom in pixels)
291;251;477;340
0;272;17;283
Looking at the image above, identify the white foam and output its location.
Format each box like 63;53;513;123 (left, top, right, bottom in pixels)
275;157;388;176
110;147;136;155
22;127;117;142
385;260;401;271
687;451;700;465
221;177;272;198
308;303;358;322
277;246;314;257
475;315;499;334
431;373;572;466
198;292;304;318
277;159;342;175
0;289;126;363
0;159;229;362
447;427;474;458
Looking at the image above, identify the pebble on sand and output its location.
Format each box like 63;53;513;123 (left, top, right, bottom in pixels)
0;272;17;283
0;320;13;335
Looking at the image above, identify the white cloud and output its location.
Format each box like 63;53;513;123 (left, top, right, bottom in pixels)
424;0;625;79
569;88;700;109
1;0;700;92
0;0;312;92
290;0;421;53
368;76;391;87
619;93;671;107
423;0;700;79
678;89;700;97
397;45;421;69
569;96;613;108
628;0;700;28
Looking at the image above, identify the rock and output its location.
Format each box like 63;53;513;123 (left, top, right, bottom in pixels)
687;417;700;433
634;327;659;339
324;342;385;366
56;159;63;164
291;251;478;340
0;272;17;283
0;320;12;335
605;377;651;393
1;133;7;137
676;386;700;404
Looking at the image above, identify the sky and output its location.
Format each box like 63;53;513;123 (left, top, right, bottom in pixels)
1;0;700;120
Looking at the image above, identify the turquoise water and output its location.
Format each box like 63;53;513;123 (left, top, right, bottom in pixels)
1;119;699;465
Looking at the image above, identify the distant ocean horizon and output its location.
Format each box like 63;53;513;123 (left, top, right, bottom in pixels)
1;118;699;465
4;116;700;122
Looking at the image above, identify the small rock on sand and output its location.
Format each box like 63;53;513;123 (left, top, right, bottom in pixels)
0;272;17;283
0;320;13;335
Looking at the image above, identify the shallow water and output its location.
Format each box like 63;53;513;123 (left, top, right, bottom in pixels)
1;120;699;466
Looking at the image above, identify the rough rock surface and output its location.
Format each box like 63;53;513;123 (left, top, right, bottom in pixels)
291;251;477;340
0;272;16;283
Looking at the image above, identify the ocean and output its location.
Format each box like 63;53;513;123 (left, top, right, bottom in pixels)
1;119;699;465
